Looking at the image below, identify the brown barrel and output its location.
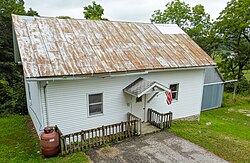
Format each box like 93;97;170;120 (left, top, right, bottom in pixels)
40;127;60;157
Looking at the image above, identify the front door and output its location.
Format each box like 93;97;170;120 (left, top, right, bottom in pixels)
131;95;145;122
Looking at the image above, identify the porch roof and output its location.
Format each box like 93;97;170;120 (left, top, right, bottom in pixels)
123;78;169;97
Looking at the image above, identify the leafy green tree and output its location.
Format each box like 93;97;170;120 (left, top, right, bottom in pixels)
0;0;39;115
150;0;214;54
151;0;190;29
215;0;250;82
187;5;214;53
57;16;71;19
83;1;108;20
26;8;39;16
0;0;26;63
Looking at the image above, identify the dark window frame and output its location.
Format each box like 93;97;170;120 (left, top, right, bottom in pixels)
170;83;179;101
88;93;103;116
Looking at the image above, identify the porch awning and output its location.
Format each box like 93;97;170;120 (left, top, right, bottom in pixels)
123;77;169;97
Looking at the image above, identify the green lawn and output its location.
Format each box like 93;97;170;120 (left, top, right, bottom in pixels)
0;115;89;163
169;93;250;163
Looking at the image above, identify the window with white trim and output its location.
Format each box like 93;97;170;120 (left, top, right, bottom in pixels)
170;84;179;100
88;93;103;116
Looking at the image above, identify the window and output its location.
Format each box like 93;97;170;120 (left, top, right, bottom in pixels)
170;84;179;100
88;93;103;116
136;96;142;103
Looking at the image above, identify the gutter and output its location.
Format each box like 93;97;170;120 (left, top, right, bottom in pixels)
204;79;238;86
26;71;149;81
26;66;216;81
145;65;216;73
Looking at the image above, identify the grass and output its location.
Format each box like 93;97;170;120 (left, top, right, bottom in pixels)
0;115;89;163
169;93;250;163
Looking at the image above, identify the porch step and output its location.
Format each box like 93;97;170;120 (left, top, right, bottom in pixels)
141;122;161;135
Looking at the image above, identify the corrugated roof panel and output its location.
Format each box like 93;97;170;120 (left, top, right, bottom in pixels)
141;24;179;67
97;21;136;71
87;20;125;72
118;22;155;69
25;18;55;77
133;23;173;67
181;34;215;65
169;34;200;66
127;23;164;69
12;15;216;78
109;22;145;70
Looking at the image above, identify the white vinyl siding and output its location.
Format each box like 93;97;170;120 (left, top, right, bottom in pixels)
146;70;204;120
43;69;204;135
25;80;44;135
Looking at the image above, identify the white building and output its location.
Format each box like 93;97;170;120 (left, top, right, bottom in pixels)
12;15;216;136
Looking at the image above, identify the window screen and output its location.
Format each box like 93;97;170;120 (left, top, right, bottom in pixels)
88;93;103;116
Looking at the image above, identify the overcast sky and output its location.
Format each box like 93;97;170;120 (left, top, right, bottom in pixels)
24;0;229;22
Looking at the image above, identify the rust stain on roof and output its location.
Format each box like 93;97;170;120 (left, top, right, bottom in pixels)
12;15;216;78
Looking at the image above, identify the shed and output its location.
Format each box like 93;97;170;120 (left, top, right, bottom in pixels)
201;68;224;111
12;14;217;136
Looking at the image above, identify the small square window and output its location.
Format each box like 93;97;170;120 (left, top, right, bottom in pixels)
170;84;179;100
88;93;103;116
136;96;142;103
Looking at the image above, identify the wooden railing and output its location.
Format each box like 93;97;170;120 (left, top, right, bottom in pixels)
147;108;173;129
57;120;140;155
127;112;142;135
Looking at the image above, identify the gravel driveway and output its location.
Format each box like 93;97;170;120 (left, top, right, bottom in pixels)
86;131;228;163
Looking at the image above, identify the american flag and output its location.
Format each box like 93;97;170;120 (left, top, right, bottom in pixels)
165;89;172;105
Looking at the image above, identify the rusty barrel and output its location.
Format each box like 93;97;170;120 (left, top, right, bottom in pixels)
40;127;60;157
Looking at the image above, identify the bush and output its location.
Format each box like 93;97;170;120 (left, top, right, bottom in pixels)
0;78;27;116
224;76;250;94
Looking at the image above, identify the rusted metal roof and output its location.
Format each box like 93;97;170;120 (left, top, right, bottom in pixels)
12;15;215;78
123;77;169;97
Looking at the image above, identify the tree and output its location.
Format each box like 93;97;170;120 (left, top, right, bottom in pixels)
0;0;39;115
215;0;250;82
150;0;214;54
151;0;190;29
26;8;39;16
83;1;108;20
57;16;71;19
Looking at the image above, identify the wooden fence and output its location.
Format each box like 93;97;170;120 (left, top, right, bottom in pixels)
56;120;140;155
147;108;173;129
127;112;142;135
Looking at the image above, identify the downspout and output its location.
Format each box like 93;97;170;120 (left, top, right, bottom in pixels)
43;81;49;126
130;96;133;113
144;95;147;122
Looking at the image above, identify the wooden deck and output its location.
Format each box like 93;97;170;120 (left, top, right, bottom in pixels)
56;110;172;156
